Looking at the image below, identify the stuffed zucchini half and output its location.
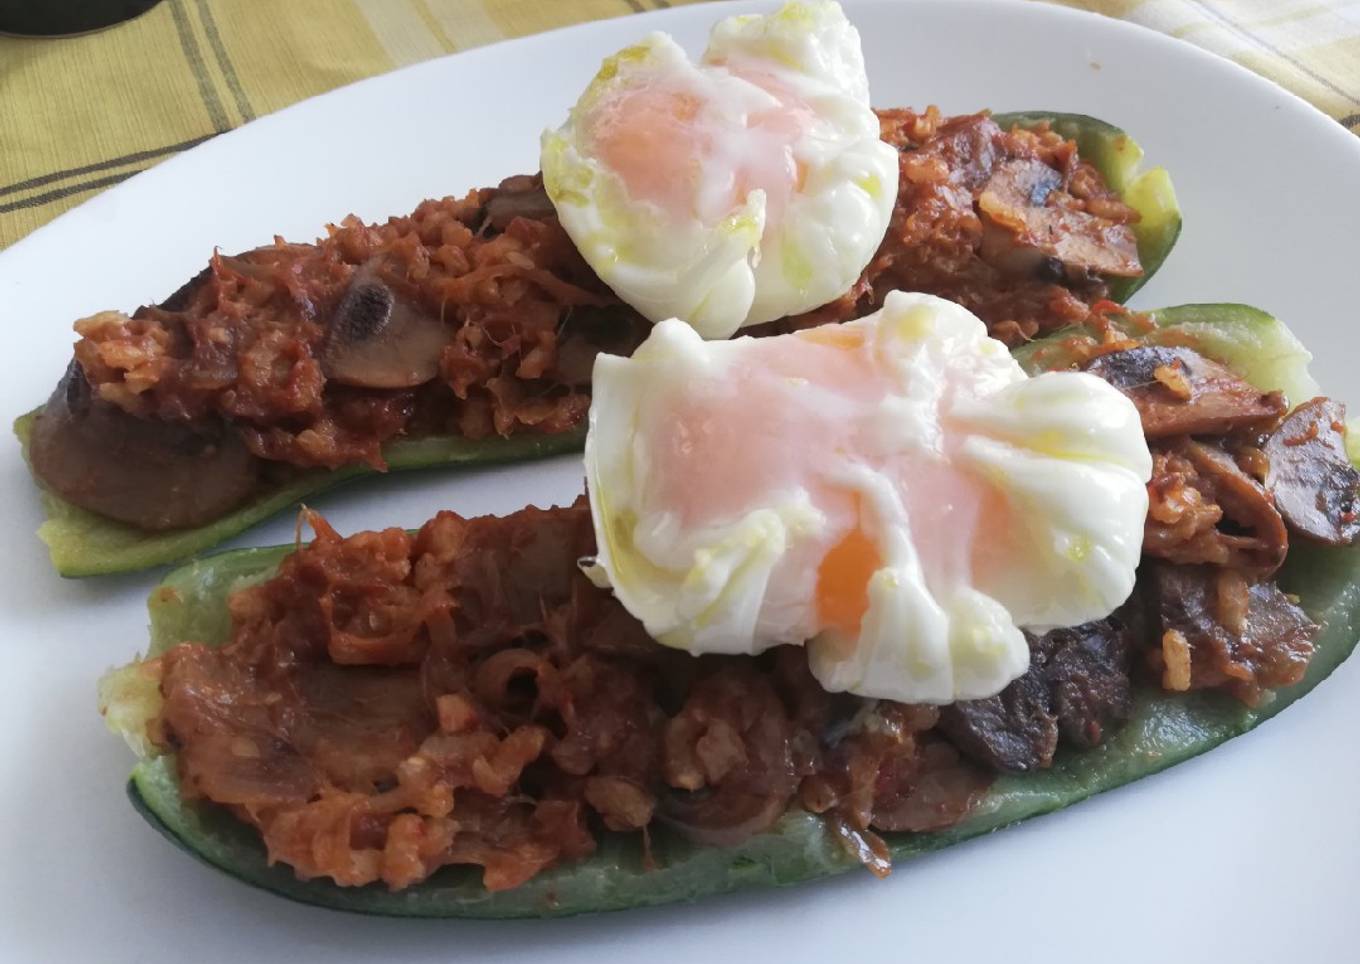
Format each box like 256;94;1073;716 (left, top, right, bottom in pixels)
19;109;1179;578
103;303;1356;919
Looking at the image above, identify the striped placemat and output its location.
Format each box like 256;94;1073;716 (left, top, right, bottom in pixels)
1;0;1356;250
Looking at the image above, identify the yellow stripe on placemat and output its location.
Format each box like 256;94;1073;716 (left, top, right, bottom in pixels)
354;0;452;68
0;0;1355;251
0;2;226;238
0;0;708;248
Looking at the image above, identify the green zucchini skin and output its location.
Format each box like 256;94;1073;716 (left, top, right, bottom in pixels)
21;111;1178;579
117;303;1359;916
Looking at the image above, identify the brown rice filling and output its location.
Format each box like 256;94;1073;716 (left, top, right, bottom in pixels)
129;338;1356;894
63;108;1139;475
146;501;988;892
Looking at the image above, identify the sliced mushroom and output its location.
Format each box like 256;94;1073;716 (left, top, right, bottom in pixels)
978;157;1142;280
869;737;991;833
321;264;450;389
937;616;1133;773
1147;564;1318;705
931;114;1002;192
658;769;795;849
482;175;556;233
936;663;1056;772
1144;439;1289;577
978;159;1063;279
1264;397;1360;545
155;263;214;312
144;248;276;315
30;360;259;530
1037;617;1135;749
1085;346;1287;438
1180;440;1289;576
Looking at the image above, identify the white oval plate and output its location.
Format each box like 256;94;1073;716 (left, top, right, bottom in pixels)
2;2;1358;961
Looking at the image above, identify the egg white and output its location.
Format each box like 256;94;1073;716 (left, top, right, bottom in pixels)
542;1;898;339
584;292;1153;704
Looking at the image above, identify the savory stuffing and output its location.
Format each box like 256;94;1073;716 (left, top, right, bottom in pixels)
70;176;632;470
99;281;1350;893
35;108;1145;530
1145;440;1288;576
937;617;1135;772
147;501;989;892
764;108;1142;343
1080;335;1344;706
1144;565;1316;705
141;332;1350;893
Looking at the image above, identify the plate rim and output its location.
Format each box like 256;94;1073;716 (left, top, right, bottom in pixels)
3;0;1358;267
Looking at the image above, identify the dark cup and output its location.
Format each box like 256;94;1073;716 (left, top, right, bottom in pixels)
0;0;164;36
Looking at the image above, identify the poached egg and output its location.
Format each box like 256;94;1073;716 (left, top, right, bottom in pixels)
541;0;898;340
583;291;1153;704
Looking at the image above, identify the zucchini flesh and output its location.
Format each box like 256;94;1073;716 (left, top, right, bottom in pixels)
111;303;1358;917
21;111;1178;578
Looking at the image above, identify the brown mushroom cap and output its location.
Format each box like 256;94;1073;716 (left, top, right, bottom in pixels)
321;263;450;390
937;616;1133;773
656;671;798;848
1084;345;1287;438
1264;397;1360;546
1146;563;1318;705
1169;439;1289;577
482;176;556;233
30;360;259;531
978;157;1142;281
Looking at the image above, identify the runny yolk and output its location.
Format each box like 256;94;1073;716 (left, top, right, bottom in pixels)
816;507;883;638
795;325;865;350
591;88;706;216
588;69;811;224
